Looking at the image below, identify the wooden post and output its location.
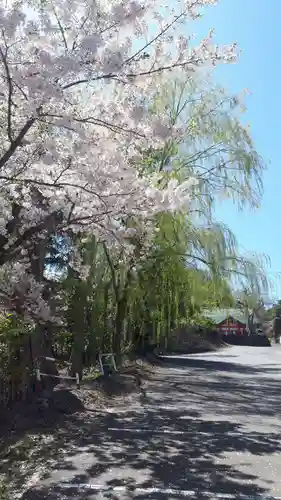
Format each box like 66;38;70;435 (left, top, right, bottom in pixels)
111;354;117;371
98;354;104;375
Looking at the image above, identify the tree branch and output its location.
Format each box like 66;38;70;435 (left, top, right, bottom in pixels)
0;211;63;266
0;42;13;142
0;117;36;169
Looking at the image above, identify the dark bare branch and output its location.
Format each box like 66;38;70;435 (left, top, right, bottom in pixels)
0;117;36;169
0;41;13;142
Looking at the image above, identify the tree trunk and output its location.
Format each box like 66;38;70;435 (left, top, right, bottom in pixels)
69;284;87;380
113;296;127;356
274;317;281;343
102;283;110;352
70;333;84;380
31;324;59;390
28;239;60;388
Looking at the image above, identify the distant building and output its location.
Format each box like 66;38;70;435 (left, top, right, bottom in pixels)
203;308;254;336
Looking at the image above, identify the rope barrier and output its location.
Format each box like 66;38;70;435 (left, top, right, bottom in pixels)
35;357;80;387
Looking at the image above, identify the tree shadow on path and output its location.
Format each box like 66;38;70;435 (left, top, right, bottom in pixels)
21;355;281;499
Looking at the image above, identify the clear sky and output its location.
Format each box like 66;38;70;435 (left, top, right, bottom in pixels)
190;0;281;301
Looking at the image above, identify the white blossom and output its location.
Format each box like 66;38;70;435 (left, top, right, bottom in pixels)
0;0;237;314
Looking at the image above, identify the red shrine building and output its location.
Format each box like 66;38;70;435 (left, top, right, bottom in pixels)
204;309;250;336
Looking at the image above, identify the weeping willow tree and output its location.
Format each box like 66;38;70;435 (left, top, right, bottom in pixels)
127;73;269;343
141;73;269;286
61;216;238;373
145;73;265;211
137;211;269;344
61;209;269;376
128;214;236;350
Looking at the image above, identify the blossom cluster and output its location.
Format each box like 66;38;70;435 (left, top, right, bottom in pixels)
0;0;237;315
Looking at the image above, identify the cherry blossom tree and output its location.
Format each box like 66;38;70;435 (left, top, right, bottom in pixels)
0;0;237;316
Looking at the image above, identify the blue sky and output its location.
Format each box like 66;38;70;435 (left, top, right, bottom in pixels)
190;0;281;301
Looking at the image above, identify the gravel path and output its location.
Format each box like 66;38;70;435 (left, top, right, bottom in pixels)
23;345;281;499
